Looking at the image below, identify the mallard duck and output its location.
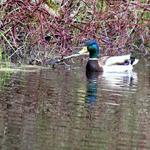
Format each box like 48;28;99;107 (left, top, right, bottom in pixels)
79;40;139;73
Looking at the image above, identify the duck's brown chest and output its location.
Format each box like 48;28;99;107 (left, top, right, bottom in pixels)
86;60;103;72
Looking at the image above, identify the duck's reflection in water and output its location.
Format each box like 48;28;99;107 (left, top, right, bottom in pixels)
85;71;100;106
85;71;138;107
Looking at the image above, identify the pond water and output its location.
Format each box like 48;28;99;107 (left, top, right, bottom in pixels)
0;60;150;150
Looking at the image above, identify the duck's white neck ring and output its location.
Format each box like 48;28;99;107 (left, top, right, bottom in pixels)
89;58;99;60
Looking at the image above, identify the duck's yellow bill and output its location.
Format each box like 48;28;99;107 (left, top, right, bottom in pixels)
78;47;88;54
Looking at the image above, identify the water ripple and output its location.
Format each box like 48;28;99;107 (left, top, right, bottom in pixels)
0;63;149;150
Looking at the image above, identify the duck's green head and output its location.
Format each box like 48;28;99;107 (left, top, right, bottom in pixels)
79;40;100;58
86;40;100;58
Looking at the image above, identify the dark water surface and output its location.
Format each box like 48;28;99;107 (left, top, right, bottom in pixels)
0;61;150;150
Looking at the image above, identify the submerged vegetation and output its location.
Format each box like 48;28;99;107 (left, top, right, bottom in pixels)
0;0;150;65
